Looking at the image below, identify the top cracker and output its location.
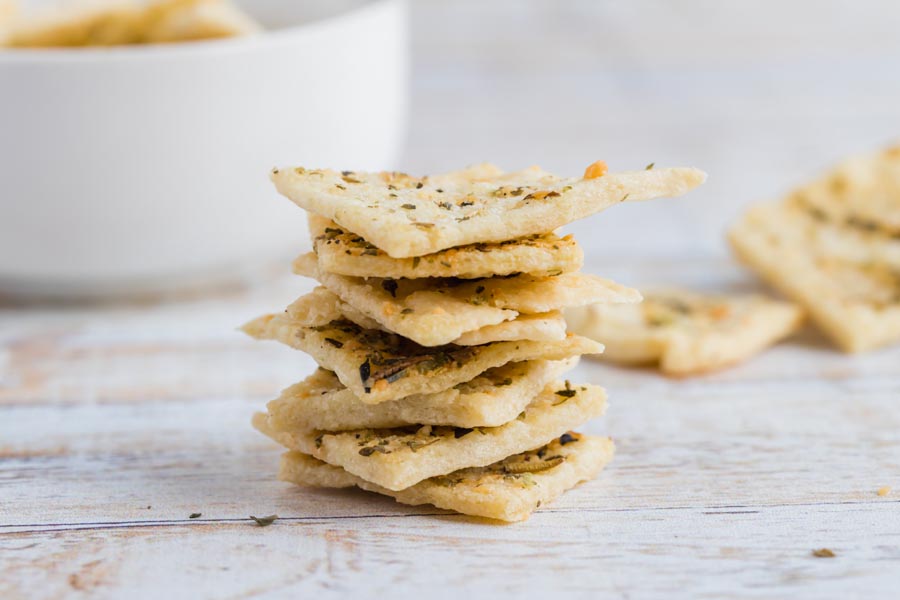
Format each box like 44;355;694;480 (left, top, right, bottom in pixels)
271;162;707;258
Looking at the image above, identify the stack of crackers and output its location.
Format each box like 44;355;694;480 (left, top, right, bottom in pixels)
245;161;705;521
730;146;900;353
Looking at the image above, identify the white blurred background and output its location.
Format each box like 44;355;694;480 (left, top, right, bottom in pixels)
402;0;900;258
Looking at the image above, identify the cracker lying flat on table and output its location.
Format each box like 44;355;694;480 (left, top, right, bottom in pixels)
254;381;607;490
278;433;614;522
785;146;900;236
567;288;803;375
242;314;603;403
307;215;584;279
265;358;577;431
271;163;706;258
293;252;639;346
286;287;567;346
730;201;900;352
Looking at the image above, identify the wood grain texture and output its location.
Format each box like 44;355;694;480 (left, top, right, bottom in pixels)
1;258;899;599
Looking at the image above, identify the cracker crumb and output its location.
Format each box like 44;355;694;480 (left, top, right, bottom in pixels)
812;548;836;558
877;486;892;497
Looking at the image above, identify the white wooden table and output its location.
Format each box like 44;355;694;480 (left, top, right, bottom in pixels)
2;257;899;599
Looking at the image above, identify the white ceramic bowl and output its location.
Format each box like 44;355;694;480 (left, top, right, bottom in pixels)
0;0;408;297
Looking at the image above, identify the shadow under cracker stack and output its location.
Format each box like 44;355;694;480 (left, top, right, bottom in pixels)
244;160;706;521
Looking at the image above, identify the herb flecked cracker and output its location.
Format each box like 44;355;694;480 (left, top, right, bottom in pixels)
783;146;900;237
730;201;900;353
264;358;577;432
254;381;607;491
289;286;567;346
293;252;640;346
242;314;603;403
278;433;614;522
567;289;803;375
307;214;584;279
271;163;706;258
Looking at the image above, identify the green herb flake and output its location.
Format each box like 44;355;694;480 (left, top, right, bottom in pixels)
555;380;577;399
250;515;278;527
645;162;655;170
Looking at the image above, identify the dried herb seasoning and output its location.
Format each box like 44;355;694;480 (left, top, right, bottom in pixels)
401;203;416;210
645;162;655;170
189;513;201;519
406;438;440;452
559;433;576;445
324;338;344;348
503;456;565;474
555;380;577;399
359;359;371;388
249;515;278;527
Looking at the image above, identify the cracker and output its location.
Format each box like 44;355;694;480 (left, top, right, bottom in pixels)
142;0;260;43
2;0;143;47
294;252;640;346
730;201;900;352
278;433;614;522
785;146;900;236
308;215;583;279
271;164;706;258
265;358;577;431
242;314;603;403
1;0;257;47
285;287;566;346
254;381;607;490
567;288;803;375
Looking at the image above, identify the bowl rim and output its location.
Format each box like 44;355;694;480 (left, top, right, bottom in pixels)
0;0;402;62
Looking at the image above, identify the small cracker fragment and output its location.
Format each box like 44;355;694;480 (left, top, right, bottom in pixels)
271;163;706;258
254;381;607;491
294;252;640;346
730;201;900;352
278;433;615;522
265;358;577;431
567;288;803;375
242;314;603;403
308;215;583;279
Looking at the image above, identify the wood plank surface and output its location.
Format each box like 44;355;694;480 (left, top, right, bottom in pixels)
2;258;899;599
